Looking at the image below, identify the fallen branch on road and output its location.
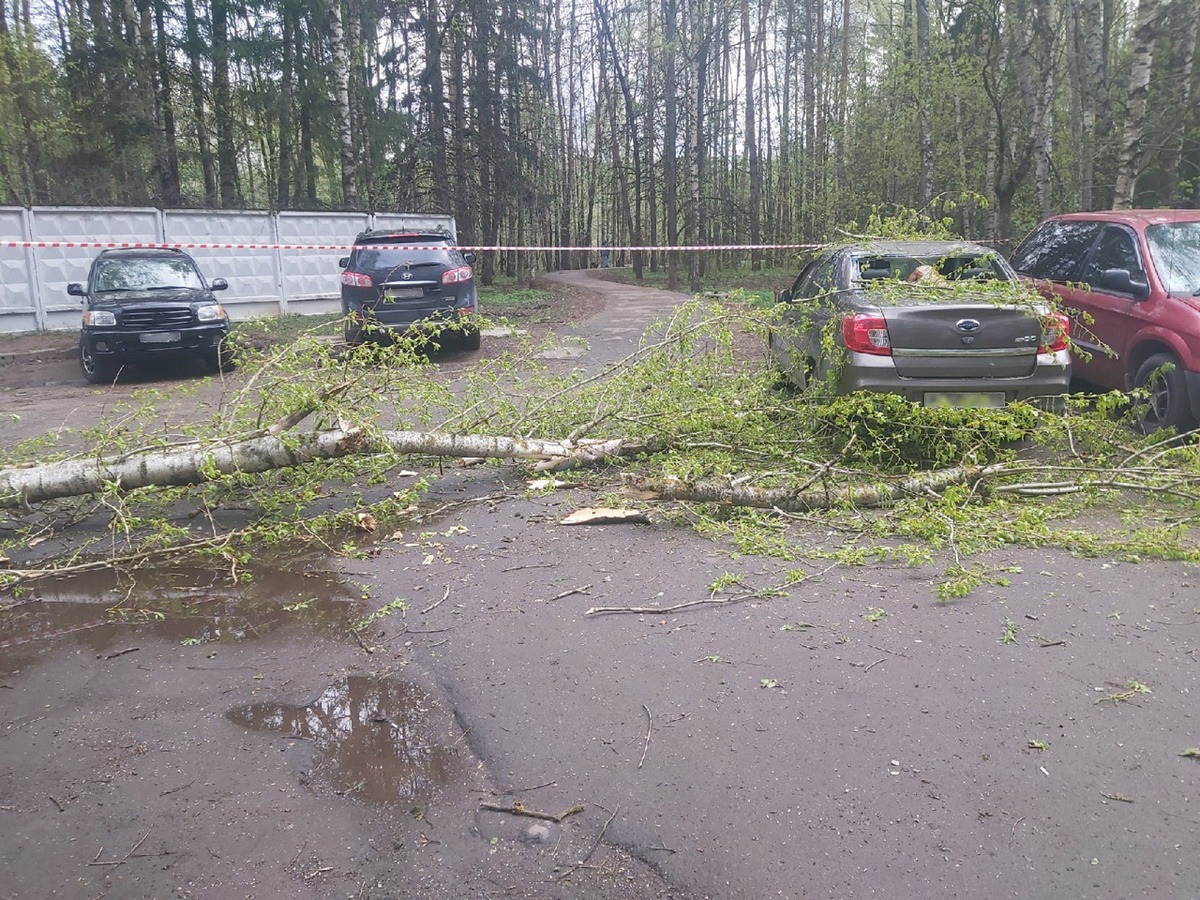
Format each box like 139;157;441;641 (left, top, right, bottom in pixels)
0;429;652;507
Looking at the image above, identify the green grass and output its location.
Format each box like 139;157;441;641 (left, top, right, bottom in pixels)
478;286;555;317
598;262;797;307
232;312;344;345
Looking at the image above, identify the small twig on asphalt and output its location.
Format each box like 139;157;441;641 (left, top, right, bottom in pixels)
1010;816;1025;843
1034;635;1067;648
102;647;139;660
350;629;374;654
862;658;886;673
287;842;306;872
558;806;620;882
421;584;451;615
639;704;653;768
160;780;195;797
88;826;152;867
1101;792;1134;803
48;795;66;812
501;563;559;573
499;780;557;795
3;715;46;736
585;565;836;617
538;583;593;603
479;801;585;822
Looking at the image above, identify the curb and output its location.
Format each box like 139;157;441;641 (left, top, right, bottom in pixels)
0;344;77;366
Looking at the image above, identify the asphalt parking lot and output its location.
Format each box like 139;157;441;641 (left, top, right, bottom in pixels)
2;270;1198;899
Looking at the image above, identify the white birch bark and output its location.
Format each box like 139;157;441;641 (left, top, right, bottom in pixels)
0;431;644;507
1113;0;1162;208
328;0;359;206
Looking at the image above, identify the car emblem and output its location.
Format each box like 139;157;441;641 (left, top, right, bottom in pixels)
955;318;981;333
401;272;413;280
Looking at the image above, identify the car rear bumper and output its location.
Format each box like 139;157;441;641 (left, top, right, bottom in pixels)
344;298;477;338
83;325;228;361
839;350;1072;404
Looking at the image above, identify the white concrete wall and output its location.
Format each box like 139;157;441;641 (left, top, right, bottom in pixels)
0;207;456;333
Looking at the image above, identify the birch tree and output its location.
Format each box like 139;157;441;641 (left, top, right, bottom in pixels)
1113;0;1162;208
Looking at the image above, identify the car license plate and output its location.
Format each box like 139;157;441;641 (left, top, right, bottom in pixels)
923;392;1006;409
140;331;180;344
384;288;424;301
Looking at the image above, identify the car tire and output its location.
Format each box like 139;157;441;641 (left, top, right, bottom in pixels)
206;346;237;374
459;326;481;351
80;339;117;385
1133;352;1196;433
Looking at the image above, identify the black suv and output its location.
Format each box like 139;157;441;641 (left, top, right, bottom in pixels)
339;231;480;349
69;248;232;384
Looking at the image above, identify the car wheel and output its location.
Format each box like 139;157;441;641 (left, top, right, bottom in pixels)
80;340;116;385
459;326;481;351
206;346;237;374
1133;352;1196;433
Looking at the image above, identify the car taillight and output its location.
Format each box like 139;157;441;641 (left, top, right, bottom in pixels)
1039;312;1070;353
341;271;373;288
442;265;473;285
842;314;892;355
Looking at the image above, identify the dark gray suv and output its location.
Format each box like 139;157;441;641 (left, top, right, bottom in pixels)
339;231;480;349
69;248;232;384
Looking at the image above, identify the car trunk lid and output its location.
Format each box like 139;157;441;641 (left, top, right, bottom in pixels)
881;303;1042;379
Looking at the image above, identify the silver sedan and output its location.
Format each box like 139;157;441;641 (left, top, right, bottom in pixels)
769;240;1071;408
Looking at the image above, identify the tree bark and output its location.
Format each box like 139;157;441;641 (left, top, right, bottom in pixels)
663;0;680;291
1113;0;1162;208
182;0;217;207
328;0;359;208
0;431;648;508
211;0;238;205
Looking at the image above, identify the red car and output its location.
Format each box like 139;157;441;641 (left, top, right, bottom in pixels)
1011;210;1200;431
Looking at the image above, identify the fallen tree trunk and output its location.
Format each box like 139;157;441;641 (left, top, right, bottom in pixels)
0;429;646;507
626;465;1009;511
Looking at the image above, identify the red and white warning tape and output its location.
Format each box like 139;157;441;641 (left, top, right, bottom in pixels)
0;240;821;252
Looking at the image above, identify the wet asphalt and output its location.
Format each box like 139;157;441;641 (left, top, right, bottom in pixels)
2;269;1198;899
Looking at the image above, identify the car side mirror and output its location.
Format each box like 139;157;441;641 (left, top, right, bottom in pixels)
338;256;350;268
67;282;85;297
209;277;228;291
777;289;793;304
463;251;477;264
1098;268;1150;299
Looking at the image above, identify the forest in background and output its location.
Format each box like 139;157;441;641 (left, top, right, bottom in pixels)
0;0;1197;286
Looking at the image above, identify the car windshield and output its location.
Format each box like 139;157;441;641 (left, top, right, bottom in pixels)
355;245;451;272
853;253;1009;283
94;257;204;292
1145;223;1200;295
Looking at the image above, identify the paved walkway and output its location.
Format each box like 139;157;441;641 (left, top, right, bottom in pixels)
542;268;696;369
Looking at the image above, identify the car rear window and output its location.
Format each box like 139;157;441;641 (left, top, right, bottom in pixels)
1146;222;1200;295
353;245;454;271
854;254;1008;282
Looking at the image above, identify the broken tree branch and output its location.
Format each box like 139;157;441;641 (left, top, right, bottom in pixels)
478;801;585;822
625;465;1006;512
0;430;652;507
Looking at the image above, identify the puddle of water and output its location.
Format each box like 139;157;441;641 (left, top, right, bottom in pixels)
0;561;358;672
226;675;460;805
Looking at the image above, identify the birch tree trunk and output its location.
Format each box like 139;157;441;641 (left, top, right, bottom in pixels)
663;0;680;291
0;431;649;508
1113;0;1162;208
328;0;359;208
